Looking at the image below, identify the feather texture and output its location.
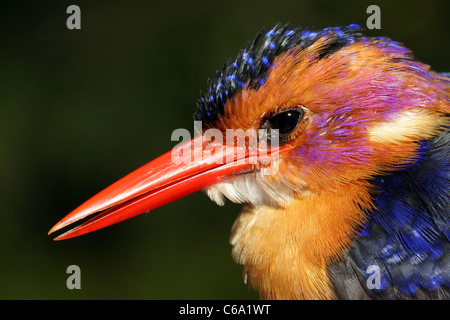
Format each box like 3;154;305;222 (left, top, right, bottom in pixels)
196;24;450;299
330;130;450;299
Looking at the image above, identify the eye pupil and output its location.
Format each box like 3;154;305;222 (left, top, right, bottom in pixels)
260;107;305;144
270;111;301;135
267;108;304;137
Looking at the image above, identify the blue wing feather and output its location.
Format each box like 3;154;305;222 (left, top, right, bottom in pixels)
331;129;450;299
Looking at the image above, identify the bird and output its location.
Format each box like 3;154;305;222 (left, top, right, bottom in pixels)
49;24;450;300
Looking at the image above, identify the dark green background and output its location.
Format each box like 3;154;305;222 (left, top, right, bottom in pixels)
1;0;448;299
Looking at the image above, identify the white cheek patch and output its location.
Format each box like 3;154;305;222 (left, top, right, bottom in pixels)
368;110;444;143
205;172;294;208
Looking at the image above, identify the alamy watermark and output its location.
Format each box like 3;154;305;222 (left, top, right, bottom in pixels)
366;5;381;29
366;265;381;290
66;264;81;289
170;121;281;175
66;5;81;30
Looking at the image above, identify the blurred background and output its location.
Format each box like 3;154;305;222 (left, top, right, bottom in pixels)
0;0;448;299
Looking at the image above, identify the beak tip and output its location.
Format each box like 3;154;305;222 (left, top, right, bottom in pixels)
48;223;62;236
49;228;73;241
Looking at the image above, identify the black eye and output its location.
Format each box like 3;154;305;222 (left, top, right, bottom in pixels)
261;107;305;143
269;109;304;135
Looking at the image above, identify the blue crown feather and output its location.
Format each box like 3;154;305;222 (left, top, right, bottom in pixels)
194;24;362;124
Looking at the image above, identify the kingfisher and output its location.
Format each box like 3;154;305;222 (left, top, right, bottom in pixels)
49;24;450;300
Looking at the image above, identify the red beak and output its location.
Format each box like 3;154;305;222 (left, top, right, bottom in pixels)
49;134;289;240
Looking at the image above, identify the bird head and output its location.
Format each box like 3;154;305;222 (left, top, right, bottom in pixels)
197;24;449;205
49;24;449;299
